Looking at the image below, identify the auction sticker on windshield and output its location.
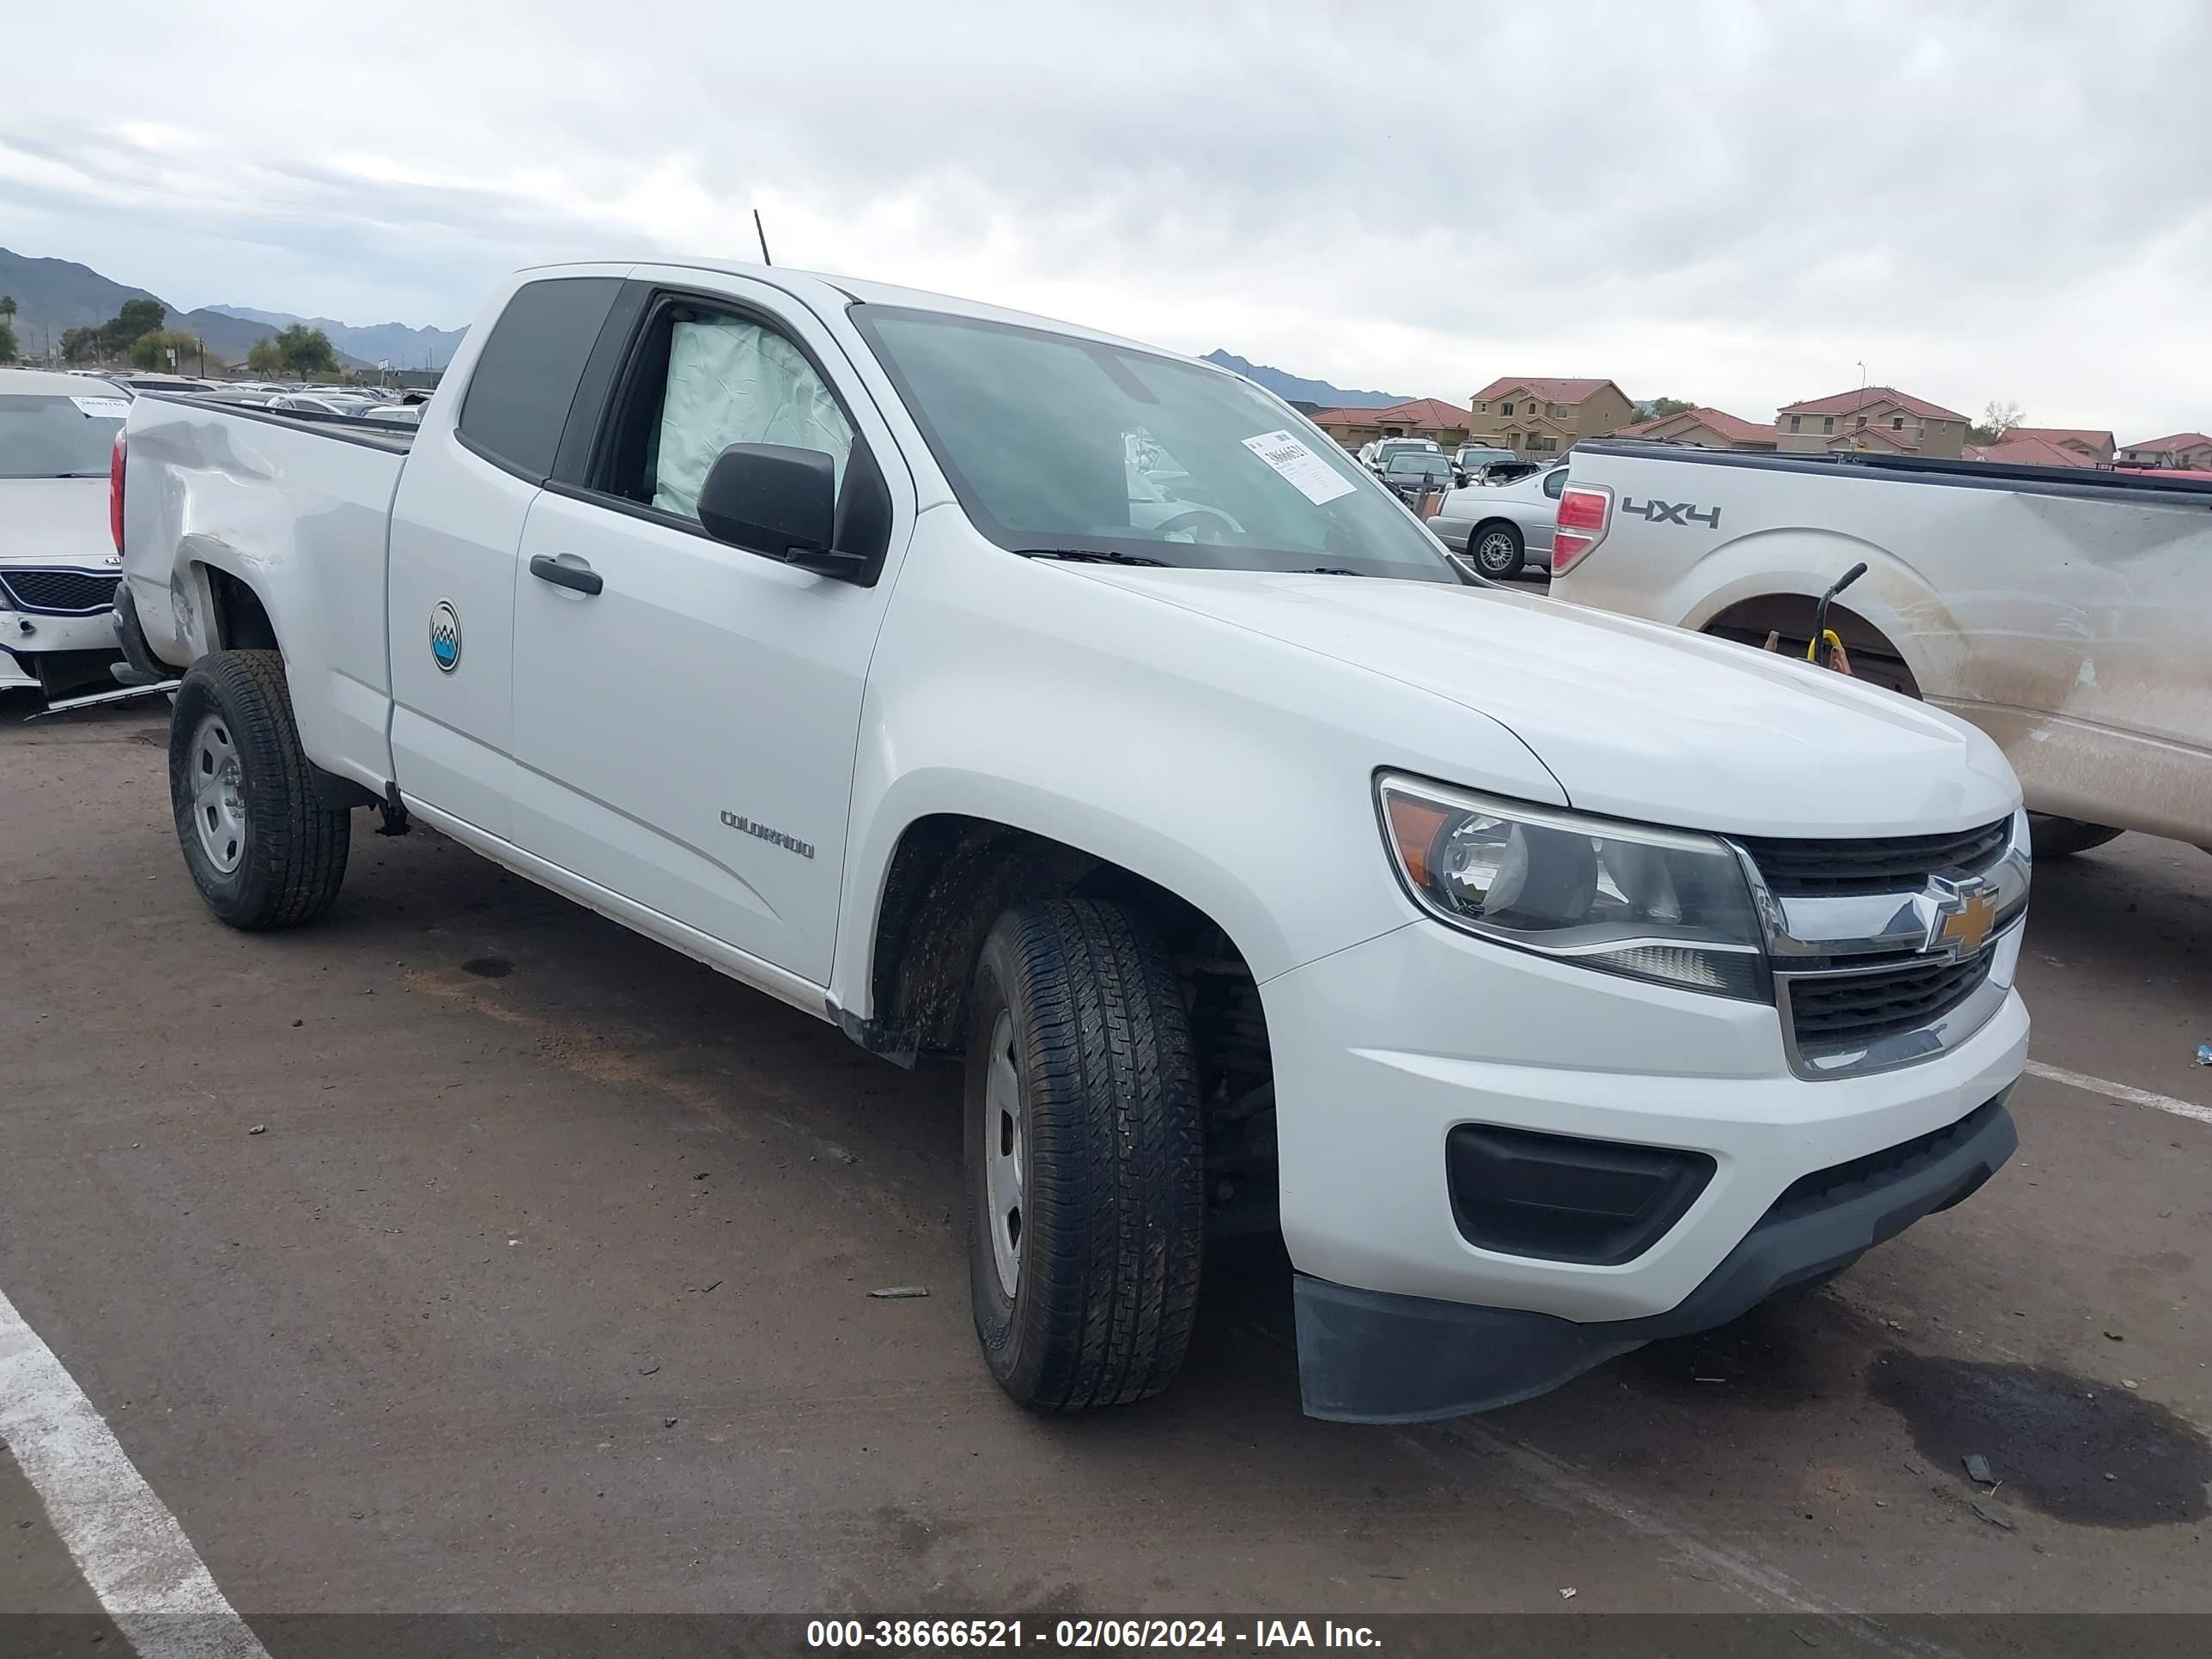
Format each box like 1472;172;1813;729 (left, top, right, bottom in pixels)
1242;429;1357;506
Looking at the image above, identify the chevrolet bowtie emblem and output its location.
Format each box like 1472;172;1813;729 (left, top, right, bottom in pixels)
1932;886;1997;954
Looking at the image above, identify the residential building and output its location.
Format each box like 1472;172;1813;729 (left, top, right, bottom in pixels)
2001;427;2114;465
1613;405;1778;451
1306;398;1474;453
1775;386;1969;459
2117;431;2212;470
1467;377;1634;456
1965;434;2096;468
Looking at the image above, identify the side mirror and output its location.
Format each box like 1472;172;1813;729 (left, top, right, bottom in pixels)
697;443;866;580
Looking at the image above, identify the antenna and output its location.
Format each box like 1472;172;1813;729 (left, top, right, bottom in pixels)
754;210;773;266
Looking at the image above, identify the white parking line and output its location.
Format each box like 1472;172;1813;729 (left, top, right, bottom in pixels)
0;1285;269;1659
2026;1060;2212;1127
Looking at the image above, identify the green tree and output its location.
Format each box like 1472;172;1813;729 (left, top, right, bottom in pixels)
1644;396;1697;419
100;297;167;356
61;326;102;364
246;337;284;377
0;320;16;364
275;323;338;381
130;329;202;371
0;294;17;354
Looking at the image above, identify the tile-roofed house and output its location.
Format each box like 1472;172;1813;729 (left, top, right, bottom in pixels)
1966;434;2098;468
1778;386;1969;422
1775;386;1970;458
1305;398;1476;453
2117;431;2212;470
1466;377;1632;456
1613;406;1779;451
2002;427;2115;464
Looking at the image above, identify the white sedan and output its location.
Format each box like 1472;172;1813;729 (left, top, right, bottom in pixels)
1424;461;1569;580
0;368;130;699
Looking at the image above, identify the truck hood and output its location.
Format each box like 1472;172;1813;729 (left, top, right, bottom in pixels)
1071;568;2020;838
0;478;118;568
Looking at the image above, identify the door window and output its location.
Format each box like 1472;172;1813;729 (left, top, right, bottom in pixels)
596;303;854;523
456;276;622;479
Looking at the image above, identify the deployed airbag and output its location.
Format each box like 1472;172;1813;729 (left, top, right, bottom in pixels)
653;317;853;519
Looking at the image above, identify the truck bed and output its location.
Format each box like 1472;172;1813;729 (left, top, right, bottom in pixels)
121;392;411;792
149;392;417;453
1555;439;2212;845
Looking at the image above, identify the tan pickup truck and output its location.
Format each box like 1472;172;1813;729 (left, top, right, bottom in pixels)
1549;441;2212;855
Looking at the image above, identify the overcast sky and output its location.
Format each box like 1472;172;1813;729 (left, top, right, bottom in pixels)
4;1;2207;436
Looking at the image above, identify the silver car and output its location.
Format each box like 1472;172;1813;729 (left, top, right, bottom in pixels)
1425;461;1569;580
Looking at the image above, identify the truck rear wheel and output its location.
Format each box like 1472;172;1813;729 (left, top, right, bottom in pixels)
963;899;1206;1412
169;649;351;929
2027;813;2124;859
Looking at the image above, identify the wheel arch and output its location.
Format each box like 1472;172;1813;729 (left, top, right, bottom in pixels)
838;807;1273;1066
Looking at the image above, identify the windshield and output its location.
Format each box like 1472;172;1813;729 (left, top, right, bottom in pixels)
852;306;1462;581
1388;454;1453;477
0;393;127;478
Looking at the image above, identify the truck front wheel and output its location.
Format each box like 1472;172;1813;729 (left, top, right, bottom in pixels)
2027;813;2124;859
169;649;351;929
963;899;1206;1412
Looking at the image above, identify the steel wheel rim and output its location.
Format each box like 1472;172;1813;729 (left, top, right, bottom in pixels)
1476;530;1518;572
984;1009;1026;1299
190;713;246;874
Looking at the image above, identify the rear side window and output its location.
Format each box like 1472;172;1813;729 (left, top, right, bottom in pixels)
457;277;621;479
1542;468;1566;498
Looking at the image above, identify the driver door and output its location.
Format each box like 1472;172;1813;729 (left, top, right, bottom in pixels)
508;276;914;986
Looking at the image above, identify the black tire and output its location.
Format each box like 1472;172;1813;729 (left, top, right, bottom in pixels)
963;899;1206;1412
1469;520;1525;579
2027;813;2124;859
169;649;351;929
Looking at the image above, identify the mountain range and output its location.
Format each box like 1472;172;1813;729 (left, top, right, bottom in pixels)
4;248;1383;395
201;305;465;370
0;247;461;370
1200;349;1407;408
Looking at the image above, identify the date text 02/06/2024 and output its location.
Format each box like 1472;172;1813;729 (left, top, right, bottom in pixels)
805;1619;1382;1649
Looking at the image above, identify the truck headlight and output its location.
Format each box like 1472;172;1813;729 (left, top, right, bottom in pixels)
1376;773;1769;1000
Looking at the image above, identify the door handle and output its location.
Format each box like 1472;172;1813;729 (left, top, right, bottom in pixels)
529;554;604;596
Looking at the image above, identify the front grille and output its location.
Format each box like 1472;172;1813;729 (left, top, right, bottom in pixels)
1739;818;2010;896
0;568;121;615
1787;948;1994;1051
1769;1095;2005;1219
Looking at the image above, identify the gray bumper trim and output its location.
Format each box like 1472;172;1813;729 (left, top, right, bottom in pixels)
1295;1091;2016;1423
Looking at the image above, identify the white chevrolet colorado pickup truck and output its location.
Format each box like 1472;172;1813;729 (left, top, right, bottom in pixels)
1551;439;2212;857
114;262;2029;1422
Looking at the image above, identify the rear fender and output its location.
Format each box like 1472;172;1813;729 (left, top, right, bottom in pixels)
1668;528;1954;694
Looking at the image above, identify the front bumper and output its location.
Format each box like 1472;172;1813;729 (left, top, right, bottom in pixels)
1260;916;2027;1419
1296;1092;2014;1420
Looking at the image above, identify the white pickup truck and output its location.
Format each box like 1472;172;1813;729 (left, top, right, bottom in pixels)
115;261;2029;1422
1551;439;2212;857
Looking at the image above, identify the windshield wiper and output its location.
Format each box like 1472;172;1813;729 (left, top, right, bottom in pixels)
1014;548;1174;568
1299;566;1366;576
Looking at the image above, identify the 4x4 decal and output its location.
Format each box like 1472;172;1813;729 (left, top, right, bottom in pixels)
1621;497;1720;528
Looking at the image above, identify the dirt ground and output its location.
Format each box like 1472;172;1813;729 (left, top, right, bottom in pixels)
3;700;2206;1644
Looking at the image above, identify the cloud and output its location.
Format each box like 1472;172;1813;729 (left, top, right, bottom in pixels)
3;0;2207;434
